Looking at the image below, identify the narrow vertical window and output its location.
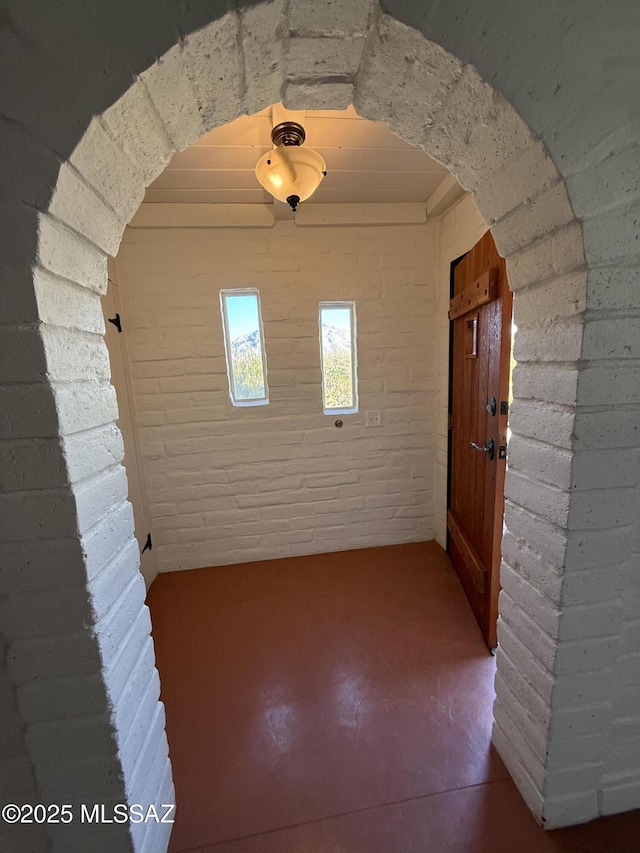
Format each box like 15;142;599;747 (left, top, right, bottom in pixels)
220;289;269;406
319;301;358;414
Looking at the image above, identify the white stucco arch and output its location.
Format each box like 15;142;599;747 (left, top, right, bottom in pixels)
2;2;639;850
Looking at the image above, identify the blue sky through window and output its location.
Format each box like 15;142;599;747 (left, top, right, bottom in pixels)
321;306;351;337
225;293;260;339
319;302;357;414
220;289;268;406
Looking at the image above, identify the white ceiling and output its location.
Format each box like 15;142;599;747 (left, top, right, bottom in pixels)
145;105;463;211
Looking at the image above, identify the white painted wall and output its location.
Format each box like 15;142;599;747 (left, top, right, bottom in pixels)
103;261;157;586
112;216;439;572
2;1;640;847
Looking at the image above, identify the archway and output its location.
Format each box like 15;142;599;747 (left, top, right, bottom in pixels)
2;2;637;850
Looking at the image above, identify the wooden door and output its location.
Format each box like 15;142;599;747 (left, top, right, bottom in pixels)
447;231;512;649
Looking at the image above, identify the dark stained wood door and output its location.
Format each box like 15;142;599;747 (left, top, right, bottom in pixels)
447;231;512;649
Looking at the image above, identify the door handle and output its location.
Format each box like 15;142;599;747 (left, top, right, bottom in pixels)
470;437;495;461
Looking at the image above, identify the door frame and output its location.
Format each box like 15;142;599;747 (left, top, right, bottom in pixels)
446;251;468;553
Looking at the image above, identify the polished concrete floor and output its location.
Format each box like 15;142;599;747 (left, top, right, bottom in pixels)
147;541;640;852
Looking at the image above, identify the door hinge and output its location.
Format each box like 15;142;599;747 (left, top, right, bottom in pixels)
448;413;453;430
108;313;122;333
141;532;152;554
500;400;508;416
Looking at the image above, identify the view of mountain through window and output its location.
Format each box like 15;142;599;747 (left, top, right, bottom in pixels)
220;289;268;406
319;302;358;414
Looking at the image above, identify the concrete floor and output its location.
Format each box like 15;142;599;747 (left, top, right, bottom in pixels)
147;541;640;852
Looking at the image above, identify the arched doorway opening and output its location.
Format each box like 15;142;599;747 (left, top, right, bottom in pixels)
103;104;503;849
6;4;636;851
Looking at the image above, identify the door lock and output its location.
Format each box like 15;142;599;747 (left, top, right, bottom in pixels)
470;437;495;461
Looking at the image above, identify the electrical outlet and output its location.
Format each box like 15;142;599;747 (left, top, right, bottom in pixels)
365;410;382;427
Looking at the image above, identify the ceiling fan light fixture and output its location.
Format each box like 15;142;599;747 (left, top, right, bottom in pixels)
255;121;326;211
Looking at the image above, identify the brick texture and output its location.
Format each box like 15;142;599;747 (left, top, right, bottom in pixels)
0;1;639;848
111;219;438;572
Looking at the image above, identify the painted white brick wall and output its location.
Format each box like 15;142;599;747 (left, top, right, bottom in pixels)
1;1;639;847
103;261;157;587
0;637;49;853
111;218;439;572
